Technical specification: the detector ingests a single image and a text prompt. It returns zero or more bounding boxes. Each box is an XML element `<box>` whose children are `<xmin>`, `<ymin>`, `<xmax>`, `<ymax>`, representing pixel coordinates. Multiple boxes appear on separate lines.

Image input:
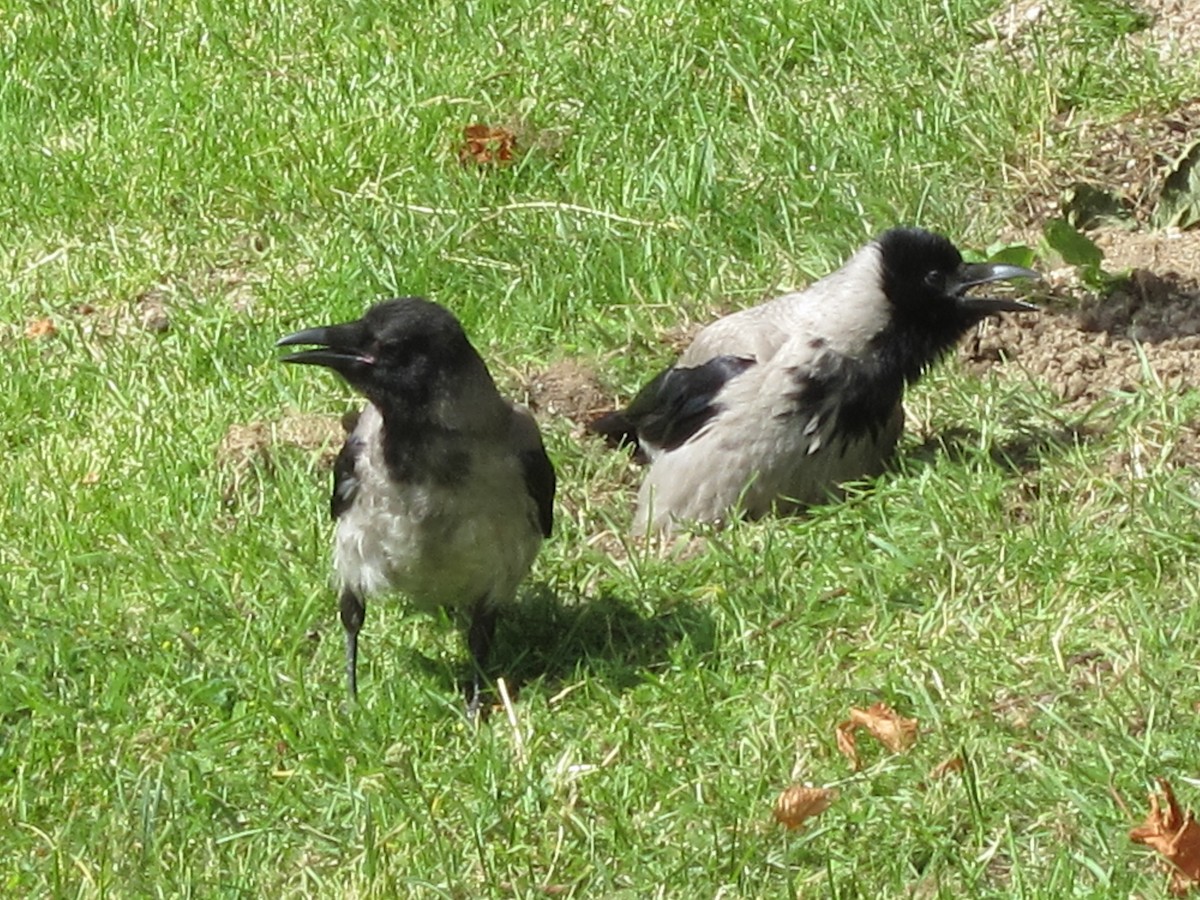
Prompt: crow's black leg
<box><xmin>465</xmin><ymin>602</ymin><xmax>497</xmax><ymax>720</ymax></box>
<box><xmin>340</xmin><ymin>588</ymin><xmax>366</xmax><ymax>700</ymax></box>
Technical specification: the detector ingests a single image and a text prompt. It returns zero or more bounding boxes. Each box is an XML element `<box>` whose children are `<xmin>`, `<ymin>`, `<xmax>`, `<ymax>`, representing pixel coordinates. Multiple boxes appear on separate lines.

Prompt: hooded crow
<box><xmin>279</xmin><ymin>298</ymin><xmax>555</xmax><ymax>715</ymax></box>
<box><xmin>590</xmin><ymin>228</ymin><xmax>1038</xmax><ymax>534</ymax></box>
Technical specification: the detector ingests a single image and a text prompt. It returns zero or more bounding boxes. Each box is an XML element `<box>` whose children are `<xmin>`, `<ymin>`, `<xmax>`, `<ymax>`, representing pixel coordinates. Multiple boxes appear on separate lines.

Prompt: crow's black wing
<box><xmin>781</xmin><ymin>346</ymin><xmax>905</xmax><ymax>445</ymax></box>
<box><xmin>613</xmin><ymin>355</ymin><xmax>756</xmax><ymax>453</ymax></box>
<box><xmin>519</xmin><ymin>444</ymin><xmax>556</xmax><ymax>538</ymax></box>
<box><xmin>331</xmin><ymin>433</ymin><xmax>364</xmax><ymax>520</ymax></box>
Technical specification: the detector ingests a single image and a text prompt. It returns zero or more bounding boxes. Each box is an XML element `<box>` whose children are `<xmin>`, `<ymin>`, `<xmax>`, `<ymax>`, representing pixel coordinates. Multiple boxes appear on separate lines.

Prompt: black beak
<box><xmin>951</xmin><ymin>262</ymin><xmax>1040</xmax><ymax>314</ymax></box>
<box><xmin>277</xmin><ymin>322</ymin><xmax>375</xmax><ymax>371</ymax></box>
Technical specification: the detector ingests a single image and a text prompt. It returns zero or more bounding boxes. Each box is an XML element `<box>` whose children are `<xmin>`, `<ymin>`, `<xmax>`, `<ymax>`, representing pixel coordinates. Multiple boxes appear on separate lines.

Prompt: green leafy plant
<box><xmin>1043</xmin><ymin>217</ymin><xmax>1108</xmax><ymax>286</ymax></box>
<box><xmin>1154</xmin><ymin>140</ymin><xmax>1200</xmax><ymax>231</ymax></box>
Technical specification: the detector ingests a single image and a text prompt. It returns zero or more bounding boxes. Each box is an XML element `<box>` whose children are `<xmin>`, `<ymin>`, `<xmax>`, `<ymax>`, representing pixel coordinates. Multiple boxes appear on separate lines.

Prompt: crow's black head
<box><xmin>874</xmin><ymin>227</ymin><xmax>1038</xmax><ymax>366</ymax></box>
<box><xmin>877</xmin><ymin>228</ymin><xmax>1038</xmax><ymax>331</ymax></box>
<box><xmin>278</xmin><ymin>297</ymin><xmax>481</xmax><ymax>409</ymax></box>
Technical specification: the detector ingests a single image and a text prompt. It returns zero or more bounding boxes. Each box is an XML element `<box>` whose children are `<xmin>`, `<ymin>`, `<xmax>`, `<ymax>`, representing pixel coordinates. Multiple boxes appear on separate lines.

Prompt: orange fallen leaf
<box><xmin>835</xmin><ymin>702</ymin><xmax>918</xmax><ymax>770</ymax></box>
<box><xmin>773</xmin><ymin>784</ymin><xmax>837</xmax><ymax>830</ymax></box>
<box><xmin>854</xmin><ymin>702</ymin><xmax>919</xmax><ymax>752</ymax></box>
<box><xmin>929</xmin><ymin>754</ymin><xmax>965</xmax><ymax>780</ymax></box>
<box><xmin>834</xmin><ymin>719</ymin><xmax>861</xmax><ymax>770</ymax></box>
<box><xmin>458</xmin><ymin>123</ymin><xmax>517</xmax><ymax>166</ymax></box>
<box><xmin>1130</xmin><ymin>778</ymin><xmax>1200</xmax><ymax>896</ymax></box>
<box><xmin>24</xmin><ymin>317</ymin><xmax>57</xmax><ymax>339</ymax></box>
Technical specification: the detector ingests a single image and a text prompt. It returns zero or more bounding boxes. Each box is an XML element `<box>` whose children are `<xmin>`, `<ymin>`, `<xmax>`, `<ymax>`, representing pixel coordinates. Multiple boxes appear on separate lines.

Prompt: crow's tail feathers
<box><xmin>586</xmin><ymin>409</ymin><xmax>646</xmax><ymax>461</ymax></box>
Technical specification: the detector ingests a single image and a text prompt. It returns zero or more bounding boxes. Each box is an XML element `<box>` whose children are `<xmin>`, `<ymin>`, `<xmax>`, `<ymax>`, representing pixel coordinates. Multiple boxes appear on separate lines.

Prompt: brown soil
<box><xmin>956</xmin><ymin>228</ymin><xmax>1200</xmax><ymax>470</ymax></box>
<box><xmin>522</xmin><ymin>358</ymin><xmax>613</xmax><ymax>426</ymax></box>
<box><xmin>1008</xmin><ymin>98</ymin><xmax>1200</xmax><ymax>230</ymax></box>
<box><xmin>217</xmin><ymin>411</ymin><xmax>348</xmax><ymax>471</ymax></box>
<box><xmin>985</xmin><ymin>0</ymin><xmax>1200</xmax><ymax>76</ymax></box>
<box><xmin>216</xmin><ymin>410</ymin><xmax>355</xmax><ymax>509</ymax></box>
<box><xmin>959</xmin><ymin>228</ymin><xmax>1200</xmax><ymax>406</ymax></box>
<box><xmin>1137</xmin><ymin>0</ymin><xmax>1200</xmax><ymax>70</ymax></box>
<box><xmin>976</xmin><ymin>0</ymin><xmax>1200</xmax><ymax>455</ymax></box>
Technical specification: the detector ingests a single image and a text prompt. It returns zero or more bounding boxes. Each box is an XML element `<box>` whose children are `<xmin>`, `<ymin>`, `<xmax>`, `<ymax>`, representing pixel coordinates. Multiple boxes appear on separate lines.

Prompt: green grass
<box><xmin>3</xmin><ymin>0</ymin><xmax>1199</xmax><ymax>895</ymax></box>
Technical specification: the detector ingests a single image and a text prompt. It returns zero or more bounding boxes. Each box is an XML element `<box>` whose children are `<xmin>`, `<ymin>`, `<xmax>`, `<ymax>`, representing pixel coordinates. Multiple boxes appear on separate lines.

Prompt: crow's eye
<box><xmin>923</xmin><ymin>270</ymin><xmax>946</xmax><ymax>292</ymax></box>
<box><xmin>372</xmin><ymin>340</ymin><xmax>402</xmax><ymax>365</ymax></box>
<box><xmin>378</xmin><ymin>334</ymin><xmax>430</xmax><ymax>365</ymax></box>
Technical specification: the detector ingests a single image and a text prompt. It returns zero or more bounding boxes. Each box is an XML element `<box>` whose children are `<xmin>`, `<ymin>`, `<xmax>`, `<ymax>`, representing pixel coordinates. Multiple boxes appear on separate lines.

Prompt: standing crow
<box><xmin>279</xmin><ymin>298</ymin><xmax>555</xmax><ymax>715</ymax></box>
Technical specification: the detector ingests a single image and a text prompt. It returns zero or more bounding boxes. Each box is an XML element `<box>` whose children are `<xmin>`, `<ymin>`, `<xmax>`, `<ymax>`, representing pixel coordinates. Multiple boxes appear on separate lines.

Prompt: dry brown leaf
<box><xmin>773</xmin><ymin>784</ymin><xmax>838</xmax><ymax>830</ymax></box>
<box><xmin>1130</xmin><ymin>778</ymin><xmax>1200</xmax><ymax>896</ymax></box>
<box><xmin>24</xmin><ymin>317</ymin><xmax>57</xmax><ymax>339</ymax></box>
<box><xmin>929</xmin><ymin>755</ymin><xmax>965</xmax><ymax>780</ymax></box>
<box><xmin>853</xmin><ymin>702</ymin><xmax>919</xmax><ymax>752</ymax></box>
<box><xmin>834</xmin><ymin>720</ymin><xmax>861</xmax><ymax>770</ymax></box>
<box><xmin>835</xmin><ymin>702</ymin><xmax>918</xmax><ymax>769</ymax></box>
<box><xmin>458</xmin><ymin>123</ymin><xmax>517</xmax><ymax>166</ymax></box>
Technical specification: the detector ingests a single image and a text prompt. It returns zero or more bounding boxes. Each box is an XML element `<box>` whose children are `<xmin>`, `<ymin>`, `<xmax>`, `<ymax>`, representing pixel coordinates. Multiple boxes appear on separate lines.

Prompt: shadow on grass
<box><xmin>498</xmin><ymin>586</ymin><xmax>714</xmax><ymax>692</ymax></box>
<box><xmin>405</xmin><ymin>587</ymin><xmax>716</xmax><ymax>703</ymax></box>
<box><xmin>905</xmin><ymin>419</ymin><xmax>1107</xmax><ymax>474</ymax></box>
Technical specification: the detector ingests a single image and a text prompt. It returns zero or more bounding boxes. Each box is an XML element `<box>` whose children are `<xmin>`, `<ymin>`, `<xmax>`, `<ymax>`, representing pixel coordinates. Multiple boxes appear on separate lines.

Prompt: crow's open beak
<box><xmin>952</xmin><ymin>262</ymin><xmax>1040</xmax><ymax>314</ymax></box>
<box><xmin>277</xmin><ymin>322</ymin><xmax>375</xmax><ymax>371</ymax></box>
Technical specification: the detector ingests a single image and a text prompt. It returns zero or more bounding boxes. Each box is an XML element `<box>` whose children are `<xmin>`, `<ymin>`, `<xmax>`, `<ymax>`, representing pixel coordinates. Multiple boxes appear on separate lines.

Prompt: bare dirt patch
<box><xmin>218</xmin><ymin>411</ymin><xmax>348</xmax><ymax>472</ymax></box>
<box><xmin>216</xmin><ymin>410</ymin><xmax>354</xmax><ymax>509</ymax></box>
<box><xmin>984</xmin><ymin>0</ymin><xmax>1200</xmax><ymax>76</ymax></box>
<box><xmin>959</xmin><ymin>264</ymin><xmax>1200</xmax><ymax>407</ymax></box>
<box><xmin>980</xmin><ymin>3</ymin><xmax>1200</xmax><ymax>442</ymax></box>
<box><xmin>1009</xmin><ymin>98</ymin><xmax>1200</xmax><ymax>231</ymax></box>
<box><xmin>29</xmin><ymin>254</ymin><xmax>267</xmax><ymax>343</ymax></box>
<box><xmin>1136</xmin><ymin>0</ymin><xmax>1200</xmax><ymax>69</ymax></box>
<box><xmin>136</xmin><ymin>285</ymin><xmax>173</xmax><ymax>333</ymax></box>
<box><xmin>522</xmin><ymin>358</ymin><xmax>613</xmax><ymax>425</ymax></box>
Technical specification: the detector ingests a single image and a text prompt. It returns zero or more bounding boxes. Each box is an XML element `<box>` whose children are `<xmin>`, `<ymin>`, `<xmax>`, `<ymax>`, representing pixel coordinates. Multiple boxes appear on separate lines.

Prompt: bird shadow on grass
<box><xmin>903</xmin><ymin>419</ymin><xmax>1106</xmax><ymax>475</ymax></box>
<box><xmin>411</xmin><ymin>587</ymin><xmax>716</xmax><ymax>704</ymax></box>
<box><xmin>501</xmin><ymin>586</ymin><xmax>715</xmax><ymax>694</ymax></box>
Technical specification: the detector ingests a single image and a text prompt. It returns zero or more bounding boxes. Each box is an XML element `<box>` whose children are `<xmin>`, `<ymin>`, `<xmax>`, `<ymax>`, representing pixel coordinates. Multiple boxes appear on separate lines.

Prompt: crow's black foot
<box><xmin>464</xmin><ymin>679</ymin><xmax>492</xmax><ymax>724</ymax></box>
<box><xmin>465</xmin><ymin>602</ymin><xmax>497</xmax><ymax>725</ymax></box>
<box><xmin>340</xmin><ymin>588</ymin><xmax>365</xmax><ymax>700</ymax></box>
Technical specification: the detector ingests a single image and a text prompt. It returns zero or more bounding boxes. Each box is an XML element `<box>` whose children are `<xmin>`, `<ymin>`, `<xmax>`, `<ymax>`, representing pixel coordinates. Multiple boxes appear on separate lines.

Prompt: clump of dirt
<box><xmin>1079</xmin><ymin>268</ymin><xmax>1200</xmax><ymax>342</ymax></box>
<box><xmin>959</xmin><ymin>257</ymin><xmax>1200</xmax><ymax>407</ymax></box>
<box><xmin>217</xmin><ymin>412</ymin><xmax>348</xmax><ymax>472</ymax></box>
<box><xmin>523</xmin><ymin>359</ymin><xmax>613</xmax><ymax>425</ymax></box>
<box><xmin>137</xmin><ymin>285</ymin><xmax>172</xmax><ymax>333</ymax></box>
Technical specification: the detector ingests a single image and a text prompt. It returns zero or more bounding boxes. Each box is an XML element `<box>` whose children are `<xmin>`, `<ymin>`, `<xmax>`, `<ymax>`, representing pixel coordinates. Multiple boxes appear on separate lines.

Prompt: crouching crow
<box><xmin>590</xmin><ymin>228</ymin><xmax>1038</xmax><ymax>534</ymax></box>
